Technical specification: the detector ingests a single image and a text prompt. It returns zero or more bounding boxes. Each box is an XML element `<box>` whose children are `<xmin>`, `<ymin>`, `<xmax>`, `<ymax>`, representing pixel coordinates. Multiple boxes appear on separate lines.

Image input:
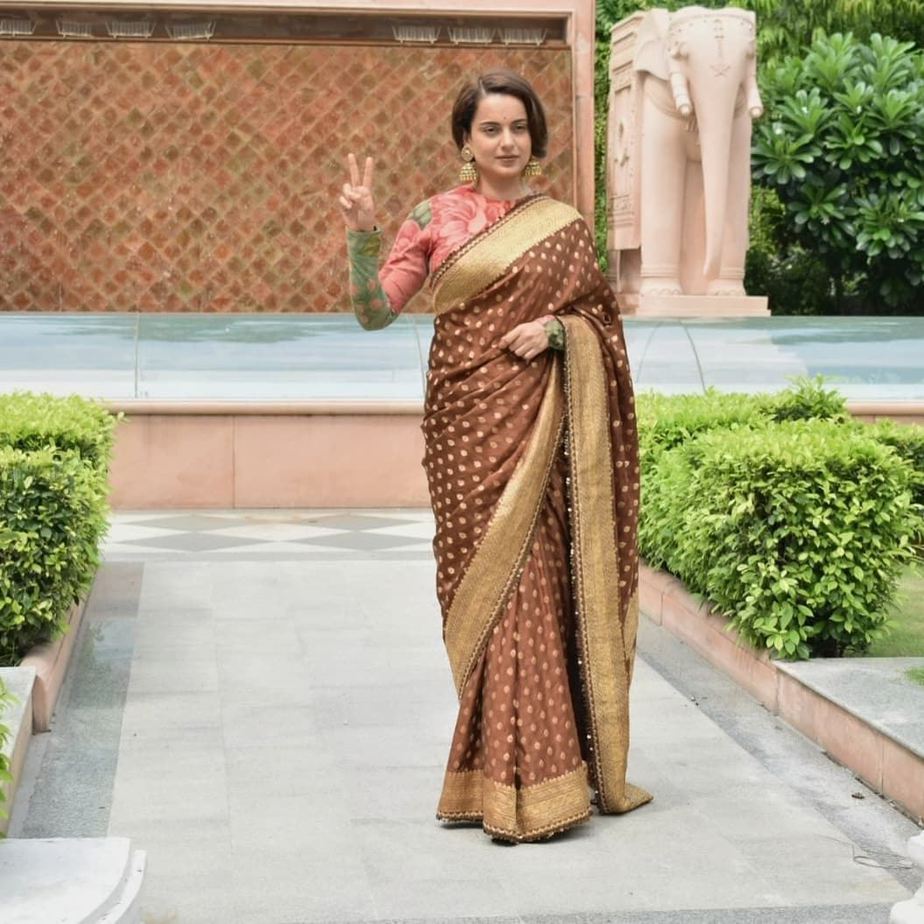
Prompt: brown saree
<box><xmin>423</xmin><ymin>193</ymin><xmax>652</xmax><ymax>843</ymax></box>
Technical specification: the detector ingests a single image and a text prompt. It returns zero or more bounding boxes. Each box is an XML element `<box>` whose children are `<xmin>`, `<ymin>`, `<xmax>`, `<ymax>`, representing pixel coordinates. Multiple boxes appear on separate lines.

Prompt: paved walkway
<box><xmin>10</xmin><ymin>510</ymin><xmax>920</xmax><ymax>923</ymax></box>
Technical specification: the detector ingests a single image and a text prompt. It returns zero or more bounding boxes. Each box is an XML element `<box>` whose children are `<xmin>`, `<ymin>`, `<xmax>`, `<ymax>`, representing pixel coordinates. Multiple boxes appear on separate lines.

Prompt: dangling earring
<box><xmin>459</xmin><ymin>145</ymin><xmax>478</xmax><ymax>183</ymax></box>
<box><xmin>523</xmin><ymin>158</ymin><xmax>543</xmax><ymax>178</ymax></box>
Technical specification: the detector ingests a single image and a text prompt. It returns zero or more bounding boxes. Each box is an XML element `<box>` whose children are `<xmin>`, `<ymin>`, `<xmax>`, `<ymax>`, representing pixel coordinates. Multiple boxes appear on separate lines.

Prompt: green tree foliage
<box><xmin>746</xmin><ymin>0</ymin><xmax>924</xmax><ymax>59</ymax></box>
<box><xmin>753</xmin><ymin>33</ymin><xmax>924</xmax><ymax>313</ymax></box>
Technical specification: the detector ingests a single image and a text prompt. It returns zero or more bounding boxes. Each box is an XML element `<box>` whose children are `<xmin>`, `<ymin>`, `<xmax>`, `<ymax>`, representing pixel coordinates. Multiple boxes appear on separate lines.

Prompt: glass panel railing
<box><xmin>0</xmin><ymin>313</ymin><xmax>922</xmax><ymax>403</ymax></box>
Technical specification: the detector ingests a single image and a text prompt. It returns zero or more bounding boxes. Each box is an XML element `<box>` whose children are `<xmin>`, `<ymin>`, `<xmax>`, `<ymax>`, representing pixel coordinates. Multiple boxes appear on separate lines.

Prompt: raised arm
<box><xmin>339</xmin><ymin>153</ymin><xmax>428</xmax><ymax>330</ymax></box>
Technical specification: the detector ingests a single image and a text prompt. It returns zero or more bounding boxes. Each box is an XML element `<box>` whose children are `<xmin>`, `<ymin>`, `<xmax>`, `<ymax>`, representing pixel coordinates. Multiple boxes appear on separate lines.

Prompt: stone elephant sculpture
<box><xmin>608</xmin><ymin>6</ymin><xmax>764</xmax><ymax>304</ymax></box>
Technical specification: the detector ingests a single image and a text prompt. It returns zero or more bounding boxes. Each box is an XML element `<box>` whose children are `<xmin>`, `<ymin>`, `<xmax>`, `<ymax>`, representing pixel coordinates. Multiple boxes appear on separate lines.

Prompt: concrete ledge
<box><xmin>1</xmin><ymin>837</ymin><xmax>145</xmax><ymax>923</ymax></box>
<box><xmin>19</xmin><ymin>597</ymin><xmax>88</xmax><ymax>732</ymax></box>
<box><xmin>619</xmin><ymin>293</ymin><xmax>770</xmax><ymax>317</ymax></box>
<box><xmin>639</xmin><ymin>561</ymin><xmax>924</xmax><ymax>823</ymax></box>
<box><xmin>846</xmin><ymin>401</ymin><xmax>924</xmax><ymax>426</ymax></box>
<box><xmin>108</xmin><ymin>409</ymin><xmax>429</xmax><ymax>509</ymax></box>
<box><xmin>0</xmin><ymin>667</ymin><xmax>35</xmax><ymax>836</ymax></box>
<box><xmin>102</xmin><ymin>400</ymin><xmax>922</xmax><ymax>510</ymax></box>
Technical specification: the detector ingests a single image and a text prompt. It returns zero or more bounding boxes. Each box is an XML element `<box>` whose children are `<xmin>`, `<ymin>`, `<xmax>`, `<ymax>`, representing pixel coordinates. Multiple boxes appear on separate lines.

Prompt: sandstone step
<box><xmin>1</xmin><ymin>837</ymin><xmax>145</xmax><ymax>923</ymax></box>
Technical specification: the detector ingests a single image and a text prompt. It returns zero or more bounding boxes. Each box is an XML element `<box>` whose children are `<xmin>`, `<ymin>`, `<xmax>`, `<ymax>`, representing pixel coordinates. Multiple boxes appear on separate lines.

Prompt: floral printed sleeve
<box><xmin>347</xmin><ymin>199</ymin><xmax>432</xmax><ymax>330</ymax></box>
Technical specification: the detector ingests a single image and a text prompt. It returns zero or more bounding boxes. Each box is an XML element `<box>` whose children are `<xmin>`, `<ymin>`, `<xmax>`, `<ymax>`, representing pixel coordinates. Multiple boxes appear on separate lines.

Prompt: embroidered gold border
<box><xmin>561</xmin><ymin>315</ymin><xmax>652</xmax><ymax>815</ymax></box>
<box><xmin>432</xmin><ymin>198</ymin><xmax>582</xmax><ymax>315</ymax></box>
<box><xmin>437</xmin><ymin>764</ymin><xmax>592</xmax><ymax>842</ymax></box>
<box><xmin>443</xmin><ymin>359</ymin><xmax>564</xmax><ymax>698</ymax></box>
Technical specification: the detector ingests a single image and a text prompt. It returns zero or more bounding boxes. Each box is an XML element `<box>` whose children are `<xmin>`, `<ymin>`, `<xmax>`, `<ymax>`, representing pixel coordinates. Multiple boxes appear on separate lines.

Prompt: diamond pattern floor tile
<box><xmin>102</xmin><ymin>509</ymin><xmax>434</xmax><ymax>560</ymax></box>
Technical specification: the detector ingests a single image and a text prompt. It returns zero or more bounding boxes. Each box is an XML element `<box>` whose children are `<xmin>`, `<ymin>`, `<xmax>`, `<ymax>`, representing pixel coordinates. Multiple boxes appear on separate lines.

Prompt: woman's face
<box><xmin>464</xmin><ymin>93</ymin><xmax>532</xmax><ymax>185</ymax></box>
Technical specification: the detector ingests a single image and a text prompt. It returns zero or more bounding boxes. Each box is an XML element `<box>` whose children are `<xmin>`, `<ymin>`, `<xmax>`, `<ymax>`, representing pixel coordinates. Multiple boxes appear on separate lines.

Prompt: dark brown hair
<box><xmin>450</xmin><ymin>70</ymin><xmax>548</xmax><ymax>159</ymax></box>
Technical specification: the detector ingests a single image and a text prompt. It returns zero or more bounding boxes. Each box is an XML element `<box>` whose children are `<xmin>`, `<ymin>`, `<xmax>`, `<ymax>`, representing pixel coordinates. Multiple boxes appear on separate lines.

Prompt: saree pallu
<box><xmin>423</xmin><ymin>194</ymin><xmax>652</xmax><ymax>843</ymax></box>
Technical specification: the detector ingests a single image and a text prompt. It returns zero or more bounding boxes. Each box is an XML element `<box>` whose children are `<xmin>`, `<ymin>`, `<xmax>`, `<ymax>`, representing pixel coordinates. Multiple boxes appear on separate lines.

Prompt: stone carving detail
<box><xmin>606</xmin><ymin>6</ymin><xmax>768</xmax><ymax>316</ymax></box>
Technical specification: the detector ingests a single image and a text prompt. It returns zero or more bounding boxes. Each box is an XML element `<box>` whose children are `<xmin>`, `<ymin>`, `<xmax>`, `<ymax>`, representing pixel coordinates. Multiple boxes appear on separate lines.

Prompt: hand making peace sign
<box><xmin>338</xmin><ymin>153</ymin><xmax>376</xmax><ymax>232</ymax></box>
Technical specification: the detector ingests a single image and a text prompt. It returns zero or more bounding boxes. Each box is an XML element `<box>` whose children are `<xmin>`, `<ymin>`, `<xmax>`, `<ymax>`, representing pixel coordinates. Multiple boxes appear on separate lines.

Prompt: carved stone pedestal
<box><xmin>618</xmin><ymin>293</ymin><xmax>769</xmax><ymax>317</ymax></box>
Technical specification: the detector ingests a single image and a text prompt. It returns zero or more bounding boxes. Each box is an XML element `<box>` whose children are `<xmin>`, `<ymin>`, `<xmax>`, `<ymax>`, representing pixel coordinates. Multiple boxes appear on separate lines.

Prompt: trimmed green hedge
<box><xmin>0</xmin><ymin>677</ymin><xmax>13</xmax><ymax>825</ymax></box>
<box><xmin>865</xmin><ymin>419</ymin><xmax>924</xmax><ymax>544</ymax></box>
<box><xmin>0</xmin><ymin>394</ymin><xmax>115</xmax><ymax>666</ymax></box>
<box><xmin>638</xmin><ymin>382</ymin><xmax>923</xmax><ymax>659</ymax></box>
<box><xmin>635</xmin><ymin>376</ymin><xmax>847</xmax><ymax>480</ymax></box>
<box><xmin>0</xmin><ymin>392</ymin><xmax>116</xmax><ymax>472</ymax></box>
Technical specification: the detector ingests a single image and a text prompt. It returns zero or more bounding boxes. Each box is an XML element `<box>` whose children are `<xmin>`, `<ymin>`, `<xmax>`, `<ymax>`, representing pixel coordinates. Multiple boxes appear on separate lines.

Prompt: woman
<box><xmin>339</xmin><ymin>70</ymin><xmax>651</xmax><ymax>843</ymax></box>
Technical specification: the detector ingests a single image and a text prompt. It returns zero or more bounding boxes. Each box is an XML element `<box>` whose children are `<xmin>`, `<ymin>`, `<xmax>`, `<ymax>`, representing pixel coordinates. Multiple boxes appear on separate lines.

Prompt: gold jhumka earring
<box><xmin>459</xmin><ymin>145</ymin><xmax>478</xmax><ymax>182</ymax></box>
<box><xmin>523</xmin><ymin>158</ymin><xmax>543</xmax><ymax>178</ymax></box>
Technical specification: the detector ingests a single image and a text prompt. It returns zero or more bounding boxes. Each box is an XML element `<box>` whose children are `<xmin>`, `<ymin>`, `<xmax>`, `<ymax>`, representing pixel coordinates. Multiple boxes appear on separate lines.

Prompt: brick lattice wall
<box><xmin>0</xmin><ymin>41</ymin><xmax>574</xmax><ymax>312</ymax></box>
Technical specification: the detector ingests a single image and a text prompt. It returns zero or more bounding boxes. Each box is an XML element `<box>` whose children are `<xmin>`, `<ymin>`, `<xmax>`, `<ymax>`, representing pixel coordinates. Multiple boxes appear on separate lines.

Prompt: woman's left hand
<box><xmin>498</xmin><ymin>320</ymin><xmax>550</xmax><ymax>361</ymax></box>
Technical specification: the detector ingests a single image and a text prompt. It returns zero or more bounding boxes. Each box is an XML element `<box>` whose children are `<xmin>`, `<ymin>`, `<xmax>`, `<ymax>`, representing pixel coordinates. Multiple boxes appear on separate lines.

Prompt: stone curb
<box><xmin>639</xmin><ymin>562</ymin><xmax>924</xmax><ymax>824</ymax></box>
<box><xmin>0</xmin><ymin>666</ymin><xmax>35</xmax><ymax>837</ymax></box>
<box><xmin>19</xmin><ymin>597</ymin><xmax>88</xmax><ymax>733</ymax></box>
<box><xmin>0</xmin><ymin>595</ymin><xmax>89</xmax><ymax>831</ymax></box>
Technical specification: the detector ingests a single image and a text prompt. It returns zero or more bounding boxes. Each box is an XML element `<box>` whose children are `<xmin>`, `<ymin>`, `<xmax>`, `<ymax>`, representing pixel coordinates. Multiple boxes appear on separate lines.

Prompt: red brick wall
<box><xmin>0</xmin><ymin>41</ymin><xmax>574</xmax><ymax>312</ymax></box>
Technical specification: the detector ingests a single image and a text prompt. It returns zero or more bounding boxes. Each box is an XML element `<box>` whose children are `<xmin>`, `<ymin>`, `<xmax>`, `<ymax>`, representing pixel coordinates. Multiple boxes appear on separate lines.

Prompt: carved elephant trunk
<box><xmin>690</xmin><ymin>67</ymin><xmax>739</xmax><ymax>279</ymax></box>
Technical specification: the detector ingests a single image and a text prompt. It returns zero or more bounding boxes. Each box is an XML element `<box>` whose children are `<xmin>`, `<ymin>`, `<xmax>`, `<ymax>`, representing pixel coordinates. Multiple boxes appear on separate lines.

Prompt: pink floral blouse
<box><xmin>347</xmin><ymin>184</ymin><xmax>522</xmax><ymax>326</ymax></box>
<box><xmin>346</xmin><ymin>183</ymin><xmax>564</xmax><ymax>349</ymax></box>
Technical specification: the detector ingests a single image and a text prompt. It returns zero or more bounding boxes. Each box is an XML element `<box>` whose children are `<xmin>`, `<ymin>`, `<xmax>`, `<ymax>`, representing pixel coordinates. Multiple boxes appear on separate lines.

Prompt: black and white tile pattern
<box><xmin>102</xmin><ymin>509</ymin><xmax>435</xmax><ymax>560</ymax></box>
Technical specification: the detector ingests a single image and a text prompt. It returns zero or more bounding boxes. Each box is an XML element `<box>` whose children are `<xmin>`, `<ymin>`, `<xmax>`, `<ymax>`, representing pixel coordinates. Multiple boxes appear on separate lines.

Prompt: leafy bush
<box><xmin>0</xmin><ymin>393</ymin><xmax>117</xmax><ymax>473</ymax></box>
<box><xmin>0</xmin><ymin>677</ymin><xmax>14</xmax><ymax>824</ymax></box>
<box><xmin>863</xmin><ymin>419</ymin><xmax>924</xmax><ymax>545</ymax></box>
<box><xmin>752</xmin><ymin>33</ymin><xmax>924</xmax><ymax>314</ymax></box>
<box><xmin>635</xmin><ymin>376</ymin><xmax>846</xmax><ymax>479</ymax></box>
<box><xmin>635</xmin><ymin>389</ymin><xmax>771</xmax><ymax>480</ymax></box>
<box><xmin>0</xmin><ymin>393</ymin><xmax>115</xmax><ymax>666</ymax></box>
<box><xmin>0</xmin><ymin>446</ymin><xmax>109</xmax><ymax>665</ymax></box>
<box><xmin>744</xmin><ymin>187</ymin><xmax>834</xmax><ymax>314</ymax></box>
<box><xmin>766</xmin><ymin>375</ymin><xmax>849</xmax><ymax>422</ymax></box>
<box><xmin>641</xmin><ymin>420</ymin><xmax>916</xmax><ymax>658</ymax></box>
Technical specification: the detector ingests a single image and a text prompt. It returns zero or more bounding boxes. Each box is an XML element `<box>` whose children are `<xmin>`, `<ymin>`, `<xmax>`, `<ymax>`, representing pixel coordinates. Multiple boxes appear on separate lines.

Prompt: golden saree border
<box><xmin>443</xmin><ymin>359</ymin><xmax>564</xmax><ymax>698</ymax></box>
<box><xmin>431</xmin><ymin>197</ymin><xmax>582</xmax><ymax>315</ymax></box>
<box><xmin>561</xmin><ymin>315</ymin><xmax>652</xmax><ymax>816</ymax></box>
<box><xmin>437</xmin><ymin>764</ymin><xmax>592</xmax><ymax>843</ymax></box>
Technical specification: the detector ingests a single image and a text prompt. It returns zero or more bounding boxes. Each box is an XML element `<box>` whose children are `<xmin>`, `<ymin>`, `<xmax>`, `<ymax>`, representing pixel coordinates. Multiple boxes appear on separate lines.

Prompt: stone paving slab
<box><xmin>9</xmin><ymin>511</ymin><xmax>920</xmax><ymax>923</ymax></box>
<box><xmin>777</xmin><ymin>657</ymin><xmax>924</xmax><ymax>758</ymax></box>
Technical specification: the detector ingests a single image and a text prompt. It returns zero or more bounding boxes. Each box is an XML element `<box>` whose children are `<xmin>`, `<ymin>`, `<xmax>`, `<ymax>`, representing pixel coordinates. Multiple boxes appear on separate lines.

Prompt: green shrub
<box><xmin>745</xmin><ymin>187</ymin><xmax>834</xmax><ymax>314</ymax></box>
<box><xmin>0</xmin><ymin>393</ymin><xmax>117</xmax><ymax>473</ymax></box>
<box><xmin>642</xmin><ymin>420</ymin><xmax>916</xmax><ymax>658</ymax></box>
<box><xmin>863</xmin><ymin>419</ymin><xmax>924</xmax><ymax>545</ymax></box>
<box><xmin>0</xmin><ymin>445</ymin><xmax>109</xmax><ymax>666</ymax></box>
<box><xmin>752</xmin><ymin>33</ymin><xmax>924</xmax><ymax>314</ymax></box>
<box><xmin>766</xmin><ymin>375</ymin><xmax>849</xmax><ymax>422</ymax></box>
<box><xmin>635</xmin><ymin>389</ymin><xmax>771</xmax><ymax>481</ymax></box>
<box><xmin>0</xmin><ymin>677</ymin><xmax>13</xmax><ymax>825</ymax></box>
<box><xmin>635</xmin><ymin>377</ymin><xmax>846</xmax><ymax>479</ymax></box>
